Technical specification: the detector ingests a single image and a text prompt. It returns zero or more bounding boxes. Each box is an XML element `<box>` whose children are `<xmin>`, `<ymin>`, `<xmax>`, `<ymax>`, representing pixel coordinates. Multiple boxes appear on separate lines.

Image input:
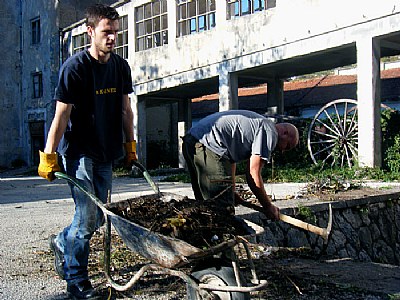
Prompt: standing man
<box><xmin>38</xmin><ymin>4</ymin><xmax>136</xmax><ymax>299</ymax></box>
<box><xmin>182</xmin><ymin>110</ymin><xmax>299</xmax><ymax>220</ymax></box>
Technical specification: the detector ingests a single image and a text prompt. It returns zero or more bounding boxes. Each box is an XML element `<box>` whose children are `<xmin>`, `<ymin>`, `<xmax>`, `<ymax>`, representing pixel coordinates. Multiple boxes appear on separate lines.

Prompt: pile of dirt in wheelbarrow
<box><xmin>107</xmin><ymin>194</ymin><xmax>250</xmax><ymax>249</ymax></box>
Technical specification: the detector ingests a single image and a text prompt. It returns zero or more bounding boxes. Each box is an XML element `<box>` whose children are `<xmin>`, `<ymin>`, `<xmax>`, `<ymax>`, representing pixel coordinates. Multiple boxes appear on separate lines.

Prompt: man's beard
<box><xmin>96</xmin><ymin>41</ymin><xmax>114</xmax><ymax>55</ymax></box>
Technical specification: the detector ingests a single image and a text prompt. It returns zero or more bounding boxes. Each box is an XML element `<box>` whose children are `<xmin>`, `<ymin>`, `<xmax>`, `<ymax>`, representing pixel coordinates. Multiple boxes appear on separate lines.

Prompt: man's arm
<box><xmin>245</xmin><ymin>154</ymin><xmax>280</xmax><ymax>220</ymax></box>
<box><xmin>38</xmin><ymin>101</ymin><xmax>71</xmax><ymax>181</ymax></box>
<box><xmin>122</xmin><ymin>94</ymin><xmax>137</xmax><ymax>165</ymax></box>
<box><xmin>44</xmin><ymin>101</ymin><xmax>72</xmax><ymax>153</ymax></box>
<box><xmin>122</xmin><ymin>94</ymin><xmax>134</xmax><ymax>142</ymax></box>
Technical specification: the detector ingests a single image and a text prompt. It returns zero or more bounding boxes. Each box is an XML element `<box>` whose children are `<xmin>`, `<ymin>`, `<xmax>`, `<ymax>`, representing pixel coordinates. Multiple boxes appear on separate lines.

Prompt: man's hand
<box><xmin>261</xmin><ymin>202</ymin><xmax>280</xmax><ymax>221</ymax></box>
<box><xmin>124</xmin><ymin>141</ymin><xmax>137</xmax><ymax>167</ymax></box>
<box><xmin>38</xmin><ymin>151</ymin><xmax>61</xmax><ymax>181</ymax></box>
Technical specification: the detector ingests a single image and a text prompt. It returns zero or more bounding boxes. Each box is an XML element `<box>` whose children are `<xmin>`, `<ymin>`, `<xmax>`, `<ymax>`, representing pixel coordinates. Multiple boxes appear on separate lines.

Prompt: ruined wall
<box><xmin>21</xmin><ymin>0</ymin><xmax>61</xmax><ymax>166</ymax></box>
<box><xmin>0</xmin><ymin>0</ymin><xmax>122</xmax><ymax>168</ymax></box>
<box><xmin>254</xmin><ymin>195</ymin><xmax>400</xmax><ymax>265</ymax></box>
<box><xmin>0</xmin><ymin>1</ymin><xmax>23</xmax><ymax>168</ymax></box>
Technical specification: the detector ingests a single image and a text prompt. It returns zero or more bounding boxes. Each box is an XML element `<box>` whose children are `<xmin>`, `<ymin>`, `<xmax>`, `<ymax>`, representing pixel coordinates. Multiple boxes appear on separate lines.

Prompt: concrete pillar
<box><xmin>356</xmin><ymin>37</ymin><xmax>381</xmax><ymax>168</ymax></box>
<box><xmin>132</xmin><ymin>94</ymin><xmax>147</xmax><ymax>167</ymax></box>
<box><xmin>167</xmin><ymin>0</ymin><xmax>176</xmax><ymax>42</ymax></box>
<box><xmin>219</xmin><ymin>71</ymin><xmax>238</xmax><ymax>111</ymax></box>
<box><xmin>266</xmin><ymin>78</ymin><xmax>284</xmax><ymax>115</ymax></box>
<box><xmin>170</xmin><ymin>101</ymin><xmax>179</xmax><ymax>167</ymax></box>
<box><xmin>215</xmin><ymin>0</ymin><xmax>228</xmax><ymax>30</ymax></box>
<box><xmin>178</xmin><ymin>99</ymin><xmax>192</xmax><ymax>168</ymax></box>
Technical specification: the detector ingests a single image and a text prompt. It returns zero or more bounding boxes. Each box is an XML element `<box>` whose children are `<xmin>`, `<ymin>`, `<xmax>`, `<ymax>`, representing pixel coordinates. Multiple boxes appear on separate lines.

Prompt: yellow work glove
<box><xmin>124</xmin><ymin>141</ymin><xmax>137</xmax><ymax>167</ymax></box>
<box><xmin>38</xmin><ymin>151</ymin><xmax>61</xmax><ymax>181</ymax></box>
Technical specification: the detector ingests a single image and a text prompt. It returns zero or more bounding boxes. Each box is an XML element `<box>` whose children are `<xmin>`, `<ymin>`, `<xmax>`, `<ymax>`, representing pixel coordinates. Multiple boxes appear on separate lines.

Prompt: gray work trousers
<box><xmin>182</xmin><ymin>134</ymin><xmax>234</xmax><ymax>211</ymax></box>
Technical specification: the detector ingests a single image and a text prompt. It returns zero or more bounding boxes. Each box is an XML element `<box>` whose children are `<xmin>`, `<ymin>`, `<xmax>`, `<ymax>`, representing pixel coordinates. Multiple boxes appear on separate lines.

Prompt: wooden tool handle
<box><xmin>238</xmin><ymin>199</ymin><xmax>328</xmax><ymax>238</ymax></box>
<box><xmin>279</xmin><ymin>213</ymin><xmax>325</xmax><ymax>236</ymax></box>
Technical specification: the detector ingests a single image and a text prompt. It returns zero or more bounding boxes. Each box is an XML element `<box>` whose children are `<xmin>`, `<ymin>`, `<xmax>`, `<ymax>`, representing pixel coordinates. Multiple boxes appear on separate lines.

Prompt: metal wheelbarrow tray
<box><xmin>55</xmin><ymin>172</ymin><xmax>268</xmax><ymax>299</ymax></box>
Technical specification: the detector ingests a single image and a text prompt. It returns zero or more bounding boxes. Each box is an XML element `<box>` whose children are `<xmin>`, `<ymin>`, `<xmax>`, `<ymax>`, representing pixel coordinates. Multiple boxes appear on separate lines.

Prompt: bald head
<box><xmin>275</xmin><ymin>123</ymin><xmax>299</xmax><ymax>152</ymax></box>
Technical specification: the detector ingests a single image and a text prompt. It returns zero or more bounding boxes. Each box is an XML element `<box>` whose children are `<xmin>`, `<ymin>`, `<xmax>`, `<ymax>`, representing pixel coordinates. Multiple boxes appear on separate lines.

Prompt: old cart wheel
<box><xmin>307</xmin><ymin>99</ymin><xmax>358</xmax><ymax>168</ymax></box>
<box><xmin>188</xmin><ymin>265</ymin><xmax>250</xmax><ymax>300</ymax></box>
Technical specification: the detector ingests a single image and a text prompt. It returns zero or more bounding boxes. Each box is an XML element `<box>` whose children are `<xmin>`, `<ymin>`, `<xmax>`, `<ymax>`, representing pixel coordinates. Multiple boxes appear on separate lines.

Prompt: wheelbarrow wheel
<box><xmin>188</xmin><ymin>265</ymin><xmax>250</xmax><ymax>300</ymax></box>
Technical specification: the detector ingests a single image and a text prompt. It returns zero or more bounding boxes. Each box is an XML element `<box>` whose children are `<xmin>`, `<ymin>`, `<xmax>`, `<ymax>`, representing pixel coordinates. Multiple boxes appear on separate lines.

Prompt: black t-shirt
<box><xmin>55</xmin><ymin>50</ymin><xmax>133</xmax><ymax>162</ymax></box>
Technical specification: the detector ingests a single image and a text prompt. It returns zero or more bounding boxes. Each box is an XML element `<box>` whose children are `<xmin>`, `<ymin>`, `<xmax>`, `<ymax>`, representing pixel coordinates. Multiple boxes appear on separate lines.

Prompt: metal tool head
<box><xmin>131</xmin><ymin>160</ymin><xmax>161</xmax><ymax>197</ymax></box>
<box><xmin>322</xmin><ymin>203</ymin><xmax>333</xmax><ymax>242</ymax></box>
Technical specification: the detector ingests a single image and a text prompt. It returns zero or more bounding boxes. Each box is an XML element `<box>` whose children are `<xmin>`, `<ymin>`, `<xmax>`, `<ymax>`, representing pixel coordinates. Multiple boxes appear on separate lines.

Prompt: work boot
<box><xmin>67</xmin><ymin>280</ymin><xmax>100</xmax><ymax>299</ymax></box>
<box><xmin>49</xmin><ymin>234</ymin><xmax>65</xmax><ymax>279</ymax></box>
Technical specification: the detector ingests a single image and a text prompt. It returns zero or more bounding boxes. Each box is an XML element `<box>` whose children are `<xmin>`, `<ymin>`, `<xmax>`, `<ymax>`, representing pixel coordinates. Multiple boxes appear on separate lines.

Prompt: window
<box><xmin>177</xmin><ymin>0</ymin><xmax>216</xmax><ymax>37</ymax></box>
<box><xmin>115</xmin><ymin>15</ymin><xmax>129</xmax><ymax>58</ymax></box>
<box><xmin>135</xmin><ymin>0</ymin><xmax>168</xmax><ymax>52</ymax></box>
<box><xmin>72</xmin><ymin>33</ymin><xmax>90</xmax><ymax>54</ymax></box>
<box><xmin>72</xmin><ymin>15</ymin><xmax>129</xmax><ymax>58</ymax></box>
<box><xmin>227</xmin><ymin>0</ymin><xmax>276</xmax><ymax>19</ymax></box>
<box><xmin>31</xmin><ymin>17</ymin><xmax>40</xmax><ymax>44</ymax></box>
<box><xmin>32</xmin><ymin>72</ymin><xmax>43</xmax><ymax>98</ymax></box>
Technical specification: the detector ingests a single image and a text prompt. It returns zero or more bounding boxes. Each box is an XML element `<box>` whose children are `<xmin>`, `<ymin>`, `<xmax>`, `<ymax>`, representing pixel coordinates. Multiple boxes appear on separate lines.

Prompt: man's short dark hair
<box><xmin>86</xmin><ymin>4</ymin><xmax>119</xmax><ymax>28</ymax></box>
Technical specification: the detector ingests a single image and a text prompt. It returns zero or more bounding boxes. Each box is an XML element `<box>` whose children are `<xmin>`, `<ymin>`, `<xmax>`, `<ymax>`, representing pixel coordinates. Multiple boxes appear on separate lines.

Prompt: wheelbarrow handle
<box><xmin>54</xmin><ymin>172</ymin><xmax>107</xmax><ymax>213</ymax></box>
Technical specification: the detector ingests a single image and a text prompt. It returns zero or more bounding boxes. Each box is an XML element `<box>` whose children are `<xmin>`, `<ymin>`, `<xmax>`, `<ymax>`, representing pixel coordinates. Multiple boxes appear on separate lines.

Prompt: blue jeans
<box><xmin>55</xmin><ymin>156</ymin><xmax>112</xmax><ymax>284</ymax></box>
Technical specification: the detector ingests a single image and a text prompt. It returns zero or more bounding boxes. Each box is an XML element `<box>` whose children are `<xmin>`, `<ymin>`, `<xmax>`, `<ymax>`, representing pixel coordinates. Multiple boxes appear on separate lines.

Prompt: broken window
<box><xmin>31</xmin><ymin>17</ymin><xmax>40</xmax><ymax>45</ymax></box>
<box><xmin>115</xmin><ymin>15</ymin><xmax>129</xmax><ymax>58</ymax></box>
<box><xmin>136</xmin><ymin>0</ymin><xmax>168</xmax><ymax>52</ymax></box>
<box><xmin>72</xmin><ymin>32</ymin><xmax>90</xmax><ymax>55</ymax></box>
<box><xmin>32</xmin><ymin>72</ymin><xmax>43</xmax><ymax>98</ymax></box>
<box><xmin>177</xmin><ymin>0</ymin><xmax>216</xmax><ymax>37</ymax></box>
<box><xmin>227</xmin><ymin>0</ymin><xmax>275</xmax><ymax>19</ymax></box>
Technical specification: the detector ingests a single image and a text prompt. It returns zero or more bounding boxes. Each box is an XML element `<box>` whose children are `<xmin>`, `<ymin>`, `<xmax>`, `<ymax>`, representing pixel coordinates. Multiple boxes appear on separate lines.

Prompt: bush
<box><xmin>384</xmin><ymin>135</ymin><xmax>400</xmax><ymax>173</ymax></box>
<box><xmin>381</xmin><ymin>108</ymin><xmax>400</xmax><ymax>171</ymax></box>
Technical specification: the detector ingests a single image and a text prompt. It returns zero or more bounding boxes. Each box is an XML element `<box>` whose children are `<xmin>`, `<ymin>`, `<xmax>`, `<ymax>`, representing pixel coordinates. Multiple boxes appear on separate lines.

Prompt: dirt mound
<box><xmin>106</xmin><ymin>194</ymin><xmax>249</xmax><ymax>249</ymax></box>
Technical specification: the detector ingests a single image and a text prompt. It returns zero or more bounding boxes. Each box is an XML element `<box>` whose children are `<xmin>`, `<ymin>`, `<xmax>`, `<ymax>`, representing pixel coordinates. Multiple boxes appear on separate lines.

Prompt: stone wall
<box><xmin>246</xmin><ymin>193</ymin><xmax>400</xmax><ymax>265</ymax></box>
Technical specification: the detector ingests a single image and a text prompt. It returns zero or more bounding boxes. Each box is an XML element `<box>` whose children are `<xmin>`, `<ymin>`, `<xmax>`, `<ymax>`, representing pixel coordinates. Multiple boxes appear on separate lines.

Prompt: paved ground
<box><xmin>0</xmin><ymin>168</ymin><xmax>399</xmax><ymax>299</ymax></box>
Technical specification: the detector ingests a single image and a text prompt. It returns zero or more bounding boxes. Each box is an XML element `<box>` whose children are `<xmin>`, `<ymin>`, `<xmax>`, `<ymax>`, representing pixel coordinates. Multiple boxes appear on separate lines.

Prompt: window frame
<box><xmin>115</xmin><ymin>15</ymin><xmax>129</xmax><ymax>58</ymax></box>
<box><xmin>177</xmin><ymin>0</ymin><xmax>216</xmax><ymax>37</ymax></box>
<box><xmin>32</xmin><ymin>72</ymin><xmax>43</xmax><ymax>99</ymax></box>
<box><xmin>31</xmin><ymin>17</ymin><xmax>41</xmax><ymax>45</ymax></box>
<box><xmin>135</xmin><ymin>0</ymin><xmax>168</xmax><ymax>52</ymax></box>
<box><xmin>72</xmin><ymin>32</ymin><xmax>90</xmax><ymax>55</ymax></box>
<box><xmin>71</xmin><ymin>15</ymin><xmax>129</xmax><ymax>58</ymax></box>
<box><xmin>227</xmin><ymin>0</ymin><xmax>275</xmax><ymax>19</ymax></box>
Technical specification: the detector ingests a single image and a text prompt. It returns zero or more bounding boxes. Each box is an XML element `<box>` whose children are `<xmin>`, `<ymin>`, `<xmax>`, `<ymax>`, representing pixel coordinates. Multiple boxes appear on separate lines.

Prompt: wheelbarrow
<box><xmin>55</xmin><ymin>172</ymin><xmax>268</xmax><ymax>299</ymax></box>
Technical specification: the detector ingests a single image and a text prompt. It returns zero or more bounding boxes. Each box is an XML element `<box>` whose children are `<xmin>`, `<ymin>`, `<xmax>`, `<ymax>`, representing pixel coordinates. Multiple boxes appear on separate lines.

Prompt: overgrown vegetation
<box><xmin>259</xmin><ymin>108</ymin><xmax>400</xmax><ymax>183</ymax></box>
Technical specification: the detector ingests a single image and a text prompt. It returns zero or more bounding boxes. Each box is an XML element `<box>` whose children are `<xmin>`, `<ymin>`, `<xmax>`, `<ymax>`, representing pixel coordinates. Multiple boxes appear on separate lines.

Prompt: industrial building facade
<box><xmin>1</xmin><ymin>0</ymin><xmax>400</xmax><ymax>169</ymax></box>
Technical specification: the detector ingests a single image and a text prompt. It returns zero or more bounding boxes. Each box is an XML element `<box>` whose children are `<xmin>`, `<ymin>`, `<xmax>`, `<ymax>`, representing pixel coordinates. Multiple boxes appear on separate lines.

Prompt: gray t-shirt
<box><xmin>189</xmin><ymin>110</ymin><xmax>277</xmax><ymax>162</ymax></box>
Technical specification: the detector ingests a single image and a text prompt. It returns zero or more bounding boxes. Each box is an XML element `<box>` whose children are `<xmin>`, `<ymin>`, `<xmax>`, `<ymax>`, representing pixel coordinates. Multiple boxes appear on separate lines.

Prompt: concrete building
<box><xmin>2</xmin><ymin>0</ymin><xmax>400</xmax><ymax>170</ymax></box>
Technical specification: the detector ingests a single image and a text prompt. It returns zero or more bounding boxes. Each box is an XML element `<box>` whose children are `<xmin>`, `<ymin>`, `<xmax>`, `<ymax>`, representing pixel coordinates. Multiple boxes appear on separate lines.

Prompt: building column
<box><xmin>131</xmin><ymin>94</ymin><xmax>147</xmax><ymax>167</ymax></box>
<box><xmin>266</xmin><ymin>78</ymin><xmax>284</xmax><ymax>115</ymax></box>
<box><xmin>356</xmin><ymin>37</ymin><xmax>381</xmax><ymax>168</ymax></box>
<box><xmin>219</xmin><ymin>71</ymin><xmax>238</xmax><ymax>111</ymax></box>
<box><xmin>178</xmin><ymin>99</ymin><xmax>192</xmax><ymax>168</ymax></box>
<box><xmin>167</xmin><ymin>0</ymin><xmax>176</xmax><ymax>44</ymax></box>
<box><xmin>215</xmin><ymin>0</ymin><xmax>228</xmax><ymax>30</ymax></box>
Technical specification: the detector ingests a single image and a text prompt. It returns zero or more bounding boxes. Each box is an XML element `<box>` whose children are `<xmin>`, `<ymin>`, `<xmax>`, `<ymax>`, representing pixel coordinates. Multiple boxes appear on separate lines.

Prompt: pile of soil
<box><xmin>106</xmin><ymin>194</ymin><xmax>249</xmax><ymax>249</ymax></box>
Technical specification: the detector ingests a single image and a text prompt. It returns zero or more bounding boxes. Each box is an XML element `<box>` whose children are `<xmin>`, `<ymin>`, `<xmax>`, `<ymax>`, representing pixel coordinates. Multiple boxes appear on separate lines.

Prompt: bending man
<box><xmin>182</xmin><ymin>110</ymin><xmax>299</xmax><ymax>220</ymax></box>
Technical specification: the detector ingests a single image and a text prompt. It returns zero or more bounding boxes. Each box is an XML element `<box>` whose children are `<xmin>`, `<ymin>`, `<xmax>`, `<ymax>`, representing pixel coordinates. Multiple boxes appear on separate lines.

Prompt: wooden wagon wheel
<box><xmin>307</xmin><ymin>99</ymin><xmax>358</xmax><ymax>168</ymax></box>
